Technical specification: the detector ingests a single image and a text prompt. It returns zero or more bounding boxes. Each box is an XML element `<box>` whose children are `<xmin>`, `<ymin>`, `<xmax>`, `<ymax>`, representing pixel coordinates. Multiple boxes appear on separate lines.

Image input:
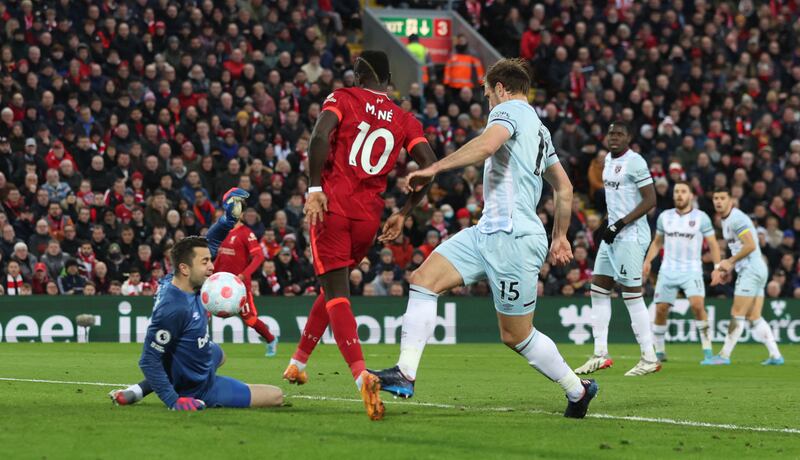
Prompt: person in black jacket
<box><xmin>274</xmin><ymin>246</ymin><xmax>302</xmax><ymax>296</ymax></box>
<box><xmin>57</xmin><ymin>258</ymin><xmax>86</xmax><ymax>294</ymax></box>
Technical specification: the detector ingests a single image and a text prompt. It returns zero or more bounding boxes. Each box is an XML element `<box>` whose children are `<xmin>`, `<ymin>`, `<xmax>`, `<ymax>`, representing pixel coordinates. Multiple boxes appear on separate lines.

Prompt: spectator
<box><xmin>417</xmin><ymin>230</ymin><xmax>441</xmax><ymax>259</ymax></box>
<box><xmin>256</xmin><ymin>259</ymin><xmax>281</xmax><ymax>296</ymax></box>
<box><xmin>4</xmin><ymin>260</ymin><xmax>25</xmax><ymax>295</ymax></box>
<box><xmin>31</xmin><ymin>262</ymin><xmax>50</xmax><ymax>294</ymax></box>
<box><xmin>93</xmin><ymin>261</ymin><xmax>111</xmax><ymax>294</ymax></box>
<box><xmin>42</xmin><ymin>168</ymin><xmax>71</xmax><ymax>202</ymax></box>
<box><xmin>11</xmin><ymin>242</ymin><xmax>36</xmax><ymax>280</ymax></box>
<box><xmin>83</xmin><ymin>282</ymin><xmax>97</xmax><ymax>296</ymax></box>
<box><xmin>443</xmin><ymin>35</ymin><xmax>485</xmax><ymax>94</ymax></box>
<box><xmin>40</xmin><ymin>239</ymin><xmax>69</xmax><ymax>280</ymax></box>
<box><xmin>389</xmin><ymin>282</ymin><xmax>404</xmax><ymax>297</ymax></box>
<box><xmin>275</xmin><ymin>246</ymin><xmax>302</xmax><ymax>296</ymax></box>
<box><xmin>121</xmin><ymin>267</ymin><xmax>144</xmax><ymax>296</ymax></box>
<box><xmin>58</xmin><ymin>259</ymin><xmax>86</xmax><ymax>295</ymax></box>
<box><xmin>108</xmin><ymin>281</ymin><xmax>123</xmax><ymax>296</ymax></box>
<box><xmin>374</xmin><ymin>248</ymin><xmax>403</xmax><ymax>281</ymax></box>
<box><xmin>349</xmin><ymin>269</ymin><xmax>364</xmax><ymax>296</ymax></box>
<box><xmin>370</xmin><ymin>268</ymin><xmax>395</xmax><ymax>296</ymax></box>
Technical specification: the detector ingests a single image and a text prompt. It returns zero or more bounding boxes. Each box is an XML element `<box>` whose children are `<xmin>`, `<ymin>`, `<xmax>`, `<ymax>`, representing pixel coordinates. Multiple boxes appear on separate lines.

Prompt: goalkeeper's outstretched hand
<box><xmin>222</xmin><ymin>187</ymin><xmax>250</xmax><ymax>222</ymax></box>
<box><xmin>171</xmin><ymin>397</ymin><xmax>206</xmax><ymax>411</ymax></box>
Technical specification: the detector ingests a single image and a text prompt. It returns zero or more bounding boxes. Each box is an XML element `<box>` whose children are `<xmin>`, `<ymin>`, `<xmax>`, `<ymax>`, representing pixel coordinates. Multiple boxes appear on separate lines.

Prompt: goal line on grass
<box><xmin>2</xmin><ymin>377</ymin><xmax>798</xmax><ymax>435</ymax></box>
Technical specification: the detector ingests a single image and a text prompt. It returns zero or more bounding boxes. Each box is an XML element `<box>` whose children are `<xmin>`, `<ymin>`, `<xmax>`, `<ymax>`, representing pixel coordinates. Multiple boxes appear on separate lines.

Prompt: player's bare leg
<box><xmin>499</xmin><ymin>312</ymin><xmax>597</xmax><ymax>418</ymax></box>
<box><xmin>620</xmin><ymin>285</ymin><xmax>660</xmax><ymax>376</ymax></box>
<box><xmin>318</xmin><ymin>267</ymin><xmax>384</xmax><ymax>420</ymax></box>
<box><xmin>247</xmin><ymin>384</ymin><xmax>284</xmax><ymax>407</ymax></box>
<box><xmin>688</xmin><ymin>296</ymin><xmax>714</xmax><ymax>361</ymax></box>
<box><xmin>652</xmin><ymin>302</ymin><xmax>671</xmax><ymax>362</ymax></box>
<box><xmin>703</xmin><ymin>295</ymin><xmax>753</xmax><ymax>365</ymax></box>
<box><xmin>284</xmin><ymin>293</ymin><xmax>327</xmax><ymax>385</ymax></box>
<box><xmin>372</xmin><ymin>253</ymin><xmax>463</xmax><ymax>398</ymax></box>
<box><xmin>746</xmin><ymin>296</ymin><xmax>783</xmax><ymax>365</ymax></box>
<box><xmin>575</xmin><ymin>275</ymin><xmax>615</xmax><ymax>374</ymax></box>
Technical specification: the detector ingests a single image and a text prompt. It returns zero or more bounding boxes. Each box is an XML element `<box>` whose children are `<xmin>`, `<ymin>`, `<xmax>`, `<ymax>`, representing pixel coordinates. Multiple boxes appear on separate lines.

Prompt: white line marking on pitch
<box><xmin>2</xmin><ymin>377</ymin><xmax>798</xmax><ymax>435</ymax></box>
<box><xmin>0</xmin><ymin>377</ymin><xmax>130</xmax><ymax>386</ymax></box>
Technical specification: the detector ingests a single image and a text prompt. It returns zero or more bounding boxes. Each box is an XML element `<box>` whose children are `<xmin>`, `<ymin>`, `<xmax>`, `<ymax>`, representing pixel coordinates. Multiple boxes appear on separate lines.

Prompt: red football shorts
<box><xmin>310</xmin><ymin>212</ymin><xmax>380</xmax><ymax>276</ymax></box>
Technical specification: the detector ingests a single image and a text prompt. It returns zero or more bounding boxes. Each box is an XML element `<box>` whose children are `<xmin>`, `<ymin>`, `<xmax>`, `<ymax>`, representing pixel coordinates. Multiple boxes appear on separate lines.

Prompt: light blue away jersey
<box><xmin>477</xmin><ymin>99</ymin><xmax>559</xmax><ymax>235</ymax></box>
<box><xmin>721</xmin><ymin>207</ymin><xmax>762</xmax><ymax>272</ymax></box>
<box><xmin>656</xmin><ymin>208</ymin><xmax>715</xmax><ymax>273</ymax></box>
<box><xmin>603</xmin><ymin>149</ymin><xmax>653</xmax><ymax>244</ymax></box>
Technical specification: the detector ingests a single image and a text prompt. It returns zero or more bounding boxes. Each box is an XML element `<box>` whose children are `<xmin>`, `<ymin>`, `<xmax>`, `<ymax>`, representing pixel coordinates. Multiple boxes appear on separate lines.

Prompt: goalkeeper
<box><xmin>109</xmin><ymin>188</ymin><xmax>283</xmax><ymax>410</ymax></box>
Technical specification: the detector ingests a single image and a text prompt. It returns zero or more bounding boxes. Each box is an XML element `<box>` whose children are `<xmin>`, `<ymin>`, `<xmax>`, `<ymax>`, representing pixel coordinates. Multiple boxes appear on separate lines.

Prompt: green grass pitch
<box><xmin>0</xmin><ymin>343</ymin><xmax>797</xmax><ymax>459</ymax></box>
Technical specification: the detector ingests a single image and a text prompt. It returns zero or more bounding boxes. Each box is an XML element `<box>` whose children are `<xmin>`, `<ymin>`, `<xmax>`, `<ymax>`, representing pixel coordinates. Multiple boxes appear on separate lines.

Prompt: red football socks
<box><xmin>251</xmin><ymin>318</ymin><xmax>275</xmax><ymax>343</ymax></box>
<box><xmin>326</xmin><ymin>297</ymin><xmax>365</xmax><ymax>379</ymax></box>
<box><xmin>242</xmin><ymin>295</ymin><xmax>276</xmax><ymax>343</ymax></box>
<box><xmin>293</xmin><ymin>293</ymin><xmax>329</xmax><ymax>363</ymax></box>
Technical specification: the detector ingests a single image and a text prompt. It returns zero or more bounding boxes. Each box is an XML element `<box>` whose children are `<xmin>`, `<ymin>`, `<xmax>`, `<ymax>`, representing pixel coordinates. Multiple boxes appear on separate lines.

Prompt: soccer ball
<box><xmin>200</xmin><ymin>272</ymin><xmax>246</xmax><ymax>318</ymax></box>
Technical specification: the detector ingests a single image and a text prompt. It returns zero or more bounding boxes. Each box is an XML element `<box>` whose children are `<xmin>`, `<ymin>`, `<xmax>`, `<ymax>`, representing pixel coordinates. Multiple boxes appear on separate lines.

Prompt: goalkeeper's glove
<box><xmin>171</xmin><ymin>397</ymin><xmax>206</xmax><ymax>411</ymax></box>
<box><xmin>601</xmin><ymin>219</ymin><xmax>626</xmax><ymax>244</ymax></box>
<box><xmin>222</xmin><ymin>187</ymin><xmax>250</xmax><ymax>222</ymax></box>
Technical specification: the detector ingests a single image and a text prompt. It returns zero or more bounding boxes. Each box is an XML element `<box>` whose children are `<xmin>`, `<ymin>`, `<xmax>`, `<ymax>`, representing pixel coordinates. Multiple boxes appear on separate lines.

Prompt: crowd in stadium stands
<box><xmin>0</xmin><ymin>0</ymin><xmax>799</xmax><ymax>300</ymax></box>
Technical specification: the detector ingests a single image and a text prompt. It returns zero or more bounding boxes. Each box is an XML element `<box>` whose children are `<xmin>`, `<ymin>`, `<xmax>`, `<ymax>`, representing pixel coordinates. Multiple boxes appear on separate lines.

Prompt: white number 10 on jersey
<box><xmin>349</xmin><ymin>121</ymin><xmax>395</xmax><ymax>175</ymax></box>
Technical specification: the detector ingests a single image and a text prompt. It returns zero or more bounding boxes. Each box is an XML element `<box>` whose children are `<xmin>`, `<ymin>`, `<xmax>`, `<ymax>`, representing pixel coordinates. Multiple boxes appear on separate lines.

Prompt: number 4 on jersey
<box><xmin>349</xmin><ymin>121</ymin><xmax>395</xmax><ymax>175</ymax></box>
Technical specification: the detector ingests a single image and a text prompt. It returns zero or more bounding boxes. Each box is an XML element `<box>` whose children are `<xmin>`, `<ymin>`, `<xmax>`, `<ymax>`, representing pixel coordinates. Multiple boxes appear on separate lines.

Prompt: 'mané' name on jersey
<box><xmin>656</xmin><ymin>208</ymin><xmax>714</xmax><ymax>273</ymax></box>
<box><xmin>325</xmin><ymin>93</ymin><xmax>395</xmax><ymax>122</ymax></box>
<box><xmin>603</xmin><ymin>150</ymin><xmax>653</xmax><ymax>243</ymax></box>
<box><xmin>321</xmin><ymin>87</ymin><xmax>426</xmax><ymax>222</ymax></box>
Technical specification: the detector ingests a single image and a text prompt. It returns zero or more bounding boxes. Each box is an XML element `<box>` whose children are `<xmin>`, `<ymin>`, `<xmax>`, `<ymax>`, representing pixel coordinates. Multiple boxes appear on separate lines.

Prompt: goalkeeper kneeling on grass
<box><xmin>109</xmin><ymin>188</ymin><xmax>283</xmax><ymax>410</ymax></box>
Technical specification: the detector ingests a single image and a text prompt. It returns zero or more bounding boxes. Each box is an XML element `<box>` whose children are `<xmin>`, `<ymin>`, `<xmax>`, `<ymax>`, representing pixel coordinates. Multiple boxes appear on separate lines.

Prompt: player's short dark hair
<box><xmin>608</xmin><ymin>121</ymin><xmax>632</xmax><ymax>136</ymax></box>
<box><xmin>170</xmin><ymin>236</ymin><xmax>208</xmax><ymax>270</ymax></box>
<box><xmin>713</xmin><ymin>186</ymin><xmax>731</xmax><ymax>195</ymax></box>
<box><xmin>356</xmin><ymin>50</ymin><xmax>390</xmax><ymax>84</ymax></box>
<box><xmin>485</xmin><ymin>58</ymin><xmax>531</xmax><ymax>95</ymax></box>
<box><xmin>674</xmin><ymin>180</ymin><xmax>692</xmax><ymax>191</ymax></box>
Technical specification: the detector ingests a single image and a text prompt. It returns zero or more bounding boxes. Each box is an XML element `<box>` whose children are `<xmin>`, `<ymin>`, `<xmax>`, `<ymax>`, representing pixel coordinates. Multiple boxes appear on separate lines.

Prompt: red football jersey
<box><xmin>321</xmin><ymin>87</ymin><xmax>427</xmax><ymax>221</ymax></box>
<box><xmin>214</xmin><ymin>224</ymin><xmax>261</xmax><ymax>276</ymax></box>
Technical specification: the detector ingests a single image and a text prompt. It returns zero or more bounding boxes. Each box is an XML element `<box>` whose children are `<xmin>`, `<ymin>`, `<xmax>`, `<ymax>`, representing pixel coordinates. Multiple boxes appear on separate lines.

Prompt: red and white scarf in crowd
<box><xmin>6</xmin><ymin>274</ymin><xmax>23</xmax><ymax>295</ymax></box>
<box><xmin>265</xmin><ymin>272</ymin><xmax>280</xmax><ymax>294</ymax></box>
<box><xmin>78</xmin><ymin>253</ymin><xmax>96</xmax><ymax>278</ymax></box>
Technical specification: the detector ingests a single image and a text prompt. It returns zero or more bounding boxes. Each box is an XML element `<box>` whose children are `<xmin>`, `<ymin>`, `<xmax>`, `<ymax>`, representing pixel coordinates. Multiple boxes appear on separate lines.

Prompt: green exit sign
<box><xmin>381</xmin><ymin>17</ymin><xmax>441</xmax><ymax>38</ymax></box>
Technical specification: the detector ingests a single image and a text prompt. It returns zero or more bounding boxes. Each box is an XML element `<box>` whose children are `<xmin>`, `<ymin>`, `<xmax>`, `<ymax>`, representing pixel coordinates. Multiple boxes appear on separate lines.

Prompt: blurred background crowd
<box><xmin>1</xmin><ymin>0</ymin><xmax>799</xmax><ymax>300</ymax></box>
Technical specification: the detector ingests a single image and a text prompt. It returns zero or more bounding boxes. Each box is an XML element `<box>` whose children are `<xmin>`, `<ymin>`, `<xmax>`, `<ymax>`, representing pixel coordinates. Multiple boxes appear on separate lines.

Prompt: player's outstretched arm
<box><xmin>405</xmin><ymin>124</ymin><xmax>510</xmax><ymax>192</ymax></box>
<box><xmin>207</xmin><ymin>187</ymin><xmax>250</xmax><ymax>259</ymax></box>
<box><xmin>543</xmin><ymin>161</ymin><xmax>574</xmax><ymax>266</ymax></box>
<box><xmin>379</xmin><ymin>142</ymin><xmax>438</xmax><ymax>243</ymax></box>
<box><xmin>305</xmin><ymin>110</ymin><xmax>340</xmax><ymax>225</ymax></box>
<box><xmin>643</xmin><ymin>234</ymin><xmax>664</xmax><ymax>279</ymax></box>
<box><xmin>138</xmin><ymin>307</ymin><xmax>186</xmax><ymax>409</ymax></box>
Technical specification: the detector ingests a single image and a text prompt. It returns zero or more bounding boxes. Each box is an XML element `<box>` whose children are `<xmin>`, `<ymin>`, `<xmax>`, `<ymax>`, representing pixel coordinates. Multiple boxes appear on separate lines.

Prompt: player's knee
<box><xmin>408</xmin><ymin>269</ymin><xmax>434</xmax><ymax>291</ymax></box>
<box><xmin>498</xmin><ymin>329</ymin><xmax>525</xmax><ymax>349</ymax></box>
<box><xmin>689</xmin><ymin>304</ymin><xmax>706</xmax><ymax>316</ymax></box>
